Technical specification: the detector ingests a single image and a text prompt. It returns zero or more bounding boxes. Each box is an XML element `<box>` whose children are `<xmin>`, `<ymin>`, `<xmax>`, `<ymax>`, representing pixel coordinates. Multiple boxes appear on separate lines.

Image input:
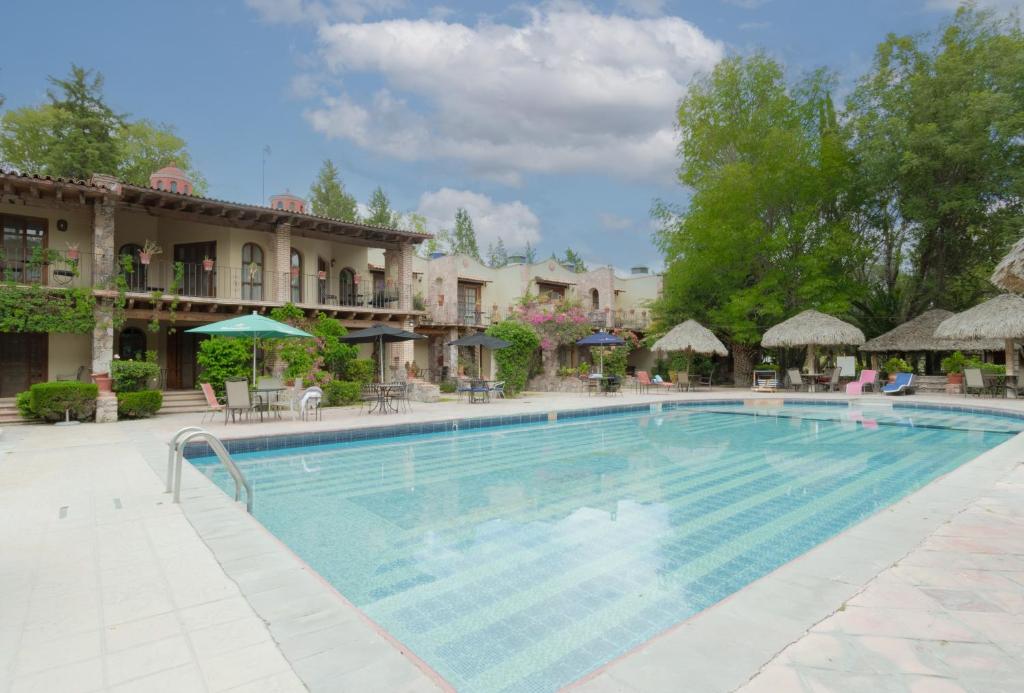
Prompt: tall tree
<box><xmin>486</xmin><ymin>238</ymin><xmax>509</xmax><ymax>268</ymax></box>
<box><xmin>308</xmin><ymin>159</ymin><xmax>358</xmax><ymax>221</ymax></box>
<box><xmin>655</xmin><ymin>54</ymin><xmax>864</xmax><ymax>384</ymax></box>
<box><xmin>524</xmin><ymin>241</ymin><xmax>538</xmax><ymax>263</ymax></box>
<box><xmin>0</xmin><ymin>65</ymin><xmax>203</xmax><ymax>187</ymax></box>
<box><xmin>561</xmin><ymin>248</ymin><xmax>587</xmax><ymax>273</ymax></box>
<box><xmin>364</xmin><ymin>186</ymin><xmax>401</xmax><ymax>227</ymax></box>
<box><xmin>450</xmin><ymin>208</ymin><xmax>481</xmax><ymax>260</ymax></box>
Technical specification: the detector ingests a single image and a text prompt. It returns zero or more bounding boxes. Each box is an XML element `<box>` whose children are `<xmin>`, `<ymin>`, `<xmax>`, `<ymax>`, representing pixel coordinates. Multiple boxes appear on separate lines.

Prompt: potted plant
<box><xmin>138</xmin><ymin>240</ymin><xmax>162</xmax><ymax>265</ymax></box>
<box><xmin>437</xmin><ymin>293</ymin><xmax>445</xmax><ymax>306</ymax></box>
<box><xmin>317</xmin><ymin>270</ymin><xmax>327</xmax><ymax>281</ymax></box>
<box><xmin>290</xmin><ymin>265</ymin><xmax>300</xmax><ymax>278</ymax></box>
<box><xmin>247</xmin><ymin>261</ymin><xmax>259</xmax><ymax>280</ymax></box>
<box><xmin>65</xmin><ymin>242</ymin><xmax>80</xmax><ymax>261</ymax></box>
<box><xmin>202</xmin><ymin>255</ymin><xmax>215</xmax><ymax>272</ymax></box>
<box><xmin>940</xmin><ymin>351</ymin><xmax>968</xmax><ymax>385</ymax></box>
<box><xmin>882</xmin><ymin>357</ymin><xmax>912</xmax><ymax>382</ymax></box>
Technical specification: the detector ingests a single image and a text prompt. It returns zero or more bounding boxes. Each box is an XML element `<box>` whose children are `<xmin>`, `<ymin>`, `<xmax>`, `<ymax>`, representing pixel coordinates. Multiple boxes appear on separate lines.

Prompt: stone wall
<box><xmin>526</xmin><ymin>375</ymin><xmax>589</xmax><ymax>393</ymax></box>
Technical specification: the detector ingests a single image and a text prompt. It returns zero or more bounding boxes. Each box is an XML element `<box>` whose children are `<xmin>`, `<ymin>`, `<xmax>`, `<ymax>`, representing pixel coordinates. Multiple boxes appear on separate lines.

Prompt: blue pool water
<box><xmin>192</xmin><ymin>403</ymin><xmax>1022</xmax><ymax>693</ymax></box>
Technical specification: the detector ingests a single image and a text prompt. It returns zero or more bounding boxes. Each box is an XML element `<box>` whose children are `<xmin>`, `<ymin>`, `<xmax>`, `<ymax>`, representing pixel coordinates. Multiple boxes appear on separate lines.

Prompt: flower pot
<box><xmin>290</xmin><ymin>267</ymin><xmax>300</xmax><ymax>278</ymax></box>
<box><xmin>947</xmin><ymin>373</ymin><xmax>963</xmax><ymax>385</ymax></box>
<box><xmin>202</xmin><ymin>259</ymin><xmax>215</xmax><ymax>271</ymax></box>
<box><xmin>66</xmin><ymin>249</ymin><xmax>80</xmax><ymax>261</ymax></box>
<box><xmin>92</xmin><ymin>372</ymin><xmax>112</xmax><ymax>393</ymax></box>
<box><xmin>138</xmin><ymin>252</ymin><xmax>151</xmax><ymax>265</ymax></box>
<box><xmin>317</xmin><ymin>271</ymin><xmax>327</xmax><ymax>281</ymax></box>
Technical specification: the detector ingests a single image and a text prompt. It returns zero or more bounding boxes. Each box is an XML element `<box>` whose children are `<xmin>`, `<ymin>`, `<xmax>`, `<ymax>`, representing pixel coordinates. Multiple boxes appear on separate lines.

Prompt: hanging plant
<box><xmin>139</xmin><ymin>240</ymin><xmax>162</xmax><ymax>265</ymax></box>
<box><xmin>202</xmin><ymin>256</ymin><xmax>215</xmax><ymax>272</ymax></box>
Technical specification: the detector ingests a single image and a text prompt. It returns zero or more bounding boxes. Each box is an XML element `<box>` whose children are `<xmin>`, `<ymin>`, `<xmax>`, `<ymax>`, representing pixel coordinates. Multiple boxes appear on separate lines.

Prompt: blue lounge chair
<box><xmin>882</xmin><ymin>372</ymin><xmax>914</xmax><ymax>396</ymax></box>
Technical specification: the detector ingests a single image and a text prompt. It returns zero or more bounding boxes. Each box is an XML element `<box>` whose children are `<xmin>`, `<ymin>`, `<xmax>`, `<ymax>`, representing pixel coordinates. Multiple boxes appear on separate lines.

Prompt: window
<box><xmin>591</xmin><ymin>288</ymin><xmax>600</xmax><ymax>310</ymax></box>
<box><xmin>317</xmin><ymin>257</ymin><xmax>329</xmax><ymax>304</ymax></box>
<box><xmin>277</xmin><ymin>201</ymin><xmax>284</xmax><ymax>210</ymax></box>
<box><xmin>290</xmin><ymin>248</ymin><xmax>302</xmax><ymax>303</ymax></box>
<box><xmin>119</xmin><ymin>327</ymin><xmax>147</xmax><ymax>362</ymax></box>
<box><xmin>170</xmin><ymin>181</ymin><xmax>178</xmax><ymax>193</ymax></box>
<box><xmin>458</xmin><ymin>283</ymin><xmax>481</xmax><ymax>324</ymax></box>
<box><xmin>339</xmin><ymin>268</ymin><xmax>356</xmax><ymax>306</ymax></box>
<box><xmin>1</xmin><ymin>214</ymin><xmax>47</xmax><ymax>284</ymax></box>
<box><xmin>241</xmin><ymin>243</ymin><xmax>263</xmax><ymax>300</ymax></box>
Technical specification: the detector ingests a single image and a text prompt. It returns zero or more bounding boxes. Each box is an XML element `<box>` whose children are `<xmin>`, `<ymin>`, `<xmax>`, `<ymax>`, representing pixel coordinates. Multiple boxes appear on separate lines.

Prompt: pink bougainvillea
<box><xmin>514</xmin><ymin>298</ymin><xmax>593</xmax><ymax>351</ymax></box>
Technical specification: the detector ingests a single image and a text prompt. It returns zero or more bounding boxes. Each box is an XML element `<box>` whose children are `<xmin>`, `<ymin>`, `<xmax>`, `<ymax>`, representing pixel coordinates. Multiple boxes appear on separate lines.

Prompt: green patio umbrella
<box><xmin>186</xmin><ymin>311</ymin><xmax>313</xmax><ymax>383</ymax></box>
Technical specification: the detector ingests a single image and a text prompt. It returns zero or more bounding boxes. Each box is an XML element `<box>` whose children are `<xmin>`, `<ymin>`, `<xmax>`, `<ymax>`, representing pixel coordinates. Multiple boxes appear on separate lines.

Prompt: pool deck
<box><xmin>1</xmin><ymin>390</ymin><xmax>1022</xmax><ymax>692</ymax></box>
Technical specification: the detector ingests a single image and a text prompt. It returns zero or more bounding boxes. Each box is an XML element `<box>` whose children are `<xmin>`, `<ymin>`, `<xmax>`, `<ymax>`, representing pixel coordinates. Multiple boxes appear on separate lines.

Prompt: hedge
<box><xmin>28</xmin><ymin>381</ymin><xmax>98</xmax><ymax>422</ymax></box>
<box><xmin>343</xmin><ymin>358</ymin><xmax>376</xmax><ymax>385</ymax></box>
<box><xmin>15</xmin><ymin>391</ymin><xmax>34</xmax><ymax>419</ymax></box>
<box><xmin>324</xmin><ymin>380</ymin><xmax>362</xmax><ymax>406</ymax></box>
<box><xmin>196</xmin><ymin>337</ymin><xmax>252</xmax><ymax>397</ymax></box>
<box><xmin>112</xmin><ymin>359</ymin><xmax>160</xmax><ymax>392</ymax></box>
<box><xmin>117</xmin><ymin>390</ymin><xmax>163</xmax><ymax>419</ymax></box>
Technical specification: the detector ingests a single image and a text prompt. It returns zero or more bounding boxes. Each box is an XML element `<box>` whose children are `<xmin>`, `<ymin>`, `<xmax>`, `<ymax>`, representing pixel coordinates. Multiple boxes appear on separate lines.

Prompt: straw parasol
<box><xmin>761</xmin><ymin>309</ymin><xmax>865</xmax><ymax>371</ymax></box>
<box><xmin>991</xmin><ymin>237</ymin><xmax>1024</xmax><ymax>293</ymax></box>
<box><xmin>934</xmin><ymin>294</ymin><xmax>1024</xmax><ymax>378</ymax></box>
<box><xmin>860</xmin><ymin>309</ymin><xmax>1003</xmax><ymax>353</ymax></box>
<box><xmin>650</xmin><ymin>319</ymin><xmax>727</xmax><ymax>378</ymax></box>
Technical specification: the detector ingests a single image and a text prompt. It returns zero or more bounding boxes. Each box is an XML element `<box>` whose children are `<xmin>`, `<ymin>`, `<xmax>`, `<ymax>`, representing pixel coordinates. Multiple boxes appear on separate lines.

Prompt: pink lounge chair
<box><xmin>200</xmin><ymin>382</ymin><xmax>225</xmax><ymax>423</ymax></box>
<box><xmin>845</xmin><ymin>370</ymin><xmax>878</xmax><ymax>395</ymax></box>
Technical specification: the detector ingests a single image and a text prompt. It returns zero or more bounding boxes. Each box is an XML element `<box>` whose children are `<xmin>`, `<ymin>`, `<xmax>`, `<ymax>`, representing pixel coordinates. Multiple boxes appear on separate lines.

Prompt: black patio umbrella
<box><xmin>339</xmin><ymin>323</ymin><xmax>426</xmax><ymax>381</ymax></box>
<box><xmin>577</xmin><ymin>331</ymin><xmax>626</xmax><ymax>374</ymax></box>
<box><xmin>447</xmin><ymin>333</ymin><xmax>511</xmax><ymax>378</ymax></box>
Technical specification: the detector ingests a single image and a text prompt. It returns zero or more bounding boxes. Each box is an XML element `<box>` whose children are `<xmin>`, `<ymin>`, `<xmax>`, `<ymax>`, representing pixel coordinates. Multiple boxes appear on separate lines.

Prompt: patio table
<box><xmin>253</xmin><ymin>386</ymin><xmax>285</xmax><ymax>422</ymax></box>
<box><xmin>368</xmin><ymin>382</ymin><xmax>404</xmax><ymax>414</ymax></box>
<box><xmin>800</xmin><ymin>373</ymin><xmax>823</xmax><ymax>393</ymax></box>
<box><xmin>469</xmin><ymin>379</ymin><xmax>493</xmax><ymax>403</ymax></box>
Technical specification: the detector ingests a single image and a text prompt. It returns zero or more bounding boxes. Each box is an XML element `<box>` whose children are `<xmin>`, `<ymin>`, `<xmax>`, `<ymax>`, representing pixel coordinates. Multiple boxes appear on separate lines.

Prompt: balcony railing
<box><xmin>291</xmin><ymin>272</ymin><xmax>412</xmax><ymax>310</ymax></box>
<box><xmin>0</xmin><ymin>248</ymin><xmax>85</xmax><ymax>287</ymax></box>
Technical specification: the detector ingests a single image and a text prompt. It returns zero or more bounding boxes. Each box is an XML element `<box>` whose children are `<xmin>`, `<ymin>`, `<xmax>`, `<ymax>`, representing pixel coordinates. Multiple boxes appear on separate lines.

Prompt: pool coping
<box><xmin>169</xmin><ymin>395</ymin><xmax>1024</xmax><ymax>693</ymax></box>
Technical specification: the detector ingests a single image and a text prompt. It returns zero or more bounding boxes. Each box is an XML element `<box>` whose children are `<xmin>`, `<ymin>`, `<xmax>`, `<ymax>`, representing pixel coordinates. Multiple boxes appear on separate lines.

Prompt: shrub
<box><xmin>439</xmin><ymin>379</ymin><xmax>457</xmax><ymax>393</ymax></box>
<box><xmin>344</xmin><ymin>358</ymin><xmax>376</xmax><ymax>384</ymax></box>
<box><xmin>940</xmin><ymin>351</ymin><xmax>969</xmax><ymax>374</ymax></box>
<box><xmin>29</xmin><ymin>381</ymin><xmax>98</xmax><ymax>422</ymax></box>
<box><xmin>882</xmin><ymin>357</ymin><xmax>913</xmax><ymax>374</ymax></box>
<box><xmin>117</xmin><ymin>390</ymin><xmax>163</xmax><ymax>419</ymax></box>
<box><xmin>602</xmin><ymin>346</ymin><xmax>631</xmax><ymax>378</ymax></box>
<box><xmin>15</xmin><ymin>391</ymin><xmax>35</xmax><ymax>419</ymax></box>
<box><xmin>486</xmin><ymin>320</ymin><xmax>540</xmax><ymax>396</ymax></box>
<box><xmin>111</xmin><ymin>359</ymin><xmax>160</xmax><ymax>392</ymax></box>
<box><xmin>324</xmin><ymin>380</ymin><xmax>361</xmax><ymax>406</ymax></box>
<box><xmin>196</xmin><ymin>337</ymin><xmax>252</xmax><ymax>397</ymax></box>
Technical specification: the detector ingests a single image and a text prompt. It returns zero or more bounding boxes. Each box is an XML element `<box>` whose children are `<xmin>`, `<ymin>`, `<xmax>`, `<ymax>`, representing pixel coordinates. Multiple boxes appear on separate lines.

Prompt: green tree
<box><xmin>655</xmin><ymin>54</ymin><xmax>864</xmax><ymax>384</ymax></box>
<box><xmin>0</xmin><ymin>65</ymin><xmax>204</xmax><ymax>187</ymax></box>
<box><xmin>450</xmin><ymin>208</ymin><xmax>481</xmax><ymax>260</ymax></box>
<box><xmin>486</xmin><ymin>238</ymin><xmax>509</xmax><ymax>268</ymax></box>
<box><xmin>524</xmin><ymin>241</ymin><xmax>538</xmax><ymax>264</ymax></box>
<box><xmin>365</xmin><ymin>186</ymin><xmax>401</xmax><ymax>227</ymax></box>
<box><xmin>308</xmin><ymin>159</ymin><xmax>358</xmax><ymax>221</ymax></box>
<box><xmin>486</xmin><ymin>320</ymin><xmax>540</xmax><ymax>396</ymax></box>
<box><xmin>561</xmin><ymin>248</ymin><xmax>587</xmax><ymax>273</ymax></box>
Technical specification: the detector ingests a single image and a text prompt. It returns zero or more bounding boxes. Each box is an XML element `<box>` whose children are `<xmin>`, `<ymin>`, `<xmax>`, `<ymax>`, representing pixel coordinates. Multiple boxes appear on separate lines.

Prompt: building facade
<box><xmin>0</xmin><ymin>169</ymin><xmax>426</xmax><ymax>409</ymax></box>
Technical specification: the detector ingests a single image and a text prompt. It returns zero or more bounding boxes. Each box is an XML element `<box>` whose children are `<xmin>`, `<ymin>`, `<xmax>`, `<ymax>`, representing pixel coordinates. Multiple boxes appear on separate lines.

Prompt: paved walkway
<box><xmin>1</xmin><ymin>390</ymin><xmax>1022</xmax><ymax>692</ymax></box>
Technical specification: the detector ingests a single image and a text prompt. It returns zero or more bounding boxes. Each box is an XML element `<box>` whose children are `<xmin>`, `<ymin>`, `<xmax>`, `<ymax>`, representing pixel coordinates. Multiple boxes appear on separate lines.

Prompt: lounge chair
<box><xmin>224</xmin><ymin>378</ymin><xmax>257</xmax><ymax>423</ymax></box>
<box><xmin>635</xmin><ymin>371</ymin><xmax>652</xmax><ymax>394</ymax></box>
<box><xmin>845</xmin><ymin>370</ymin><xmax>878</xmax><ymax>395</ymax></box>
<box><xmin>963</xmin><ymin>368</ymin><xmax>987</xmax><ymax>397</ymax></box>
<box><xmin>786</xmin><ymin>368</ymin><xmax>805</xmax><ymax>392</ymax></box>
<box><xmin>299</xmin><ymin>386</ymin><xmax>323</xmax><ymax>421</ymax></box>
<box><xmin>821</xmin><ymin>368</ymin><xmax>841</xmax><ymax>393</ymax></box>
<box><xmin>200</xmin><ymin>382</ymin><xmax>225</xmax><ymax>424</ymax></box>
<box><xmin>697</xmin><ymin>366</ymin><xmax>715</xmax><ymax>391</ymax></box>
<box><xmin>751</xmin><ymin>369</ymin><xmax>780</xmax><ymax>392</ymax></box>
<box><xmin>882</xmin><ymin>372</ymin><xmax>914</xmax><ymax>396</ymax></box>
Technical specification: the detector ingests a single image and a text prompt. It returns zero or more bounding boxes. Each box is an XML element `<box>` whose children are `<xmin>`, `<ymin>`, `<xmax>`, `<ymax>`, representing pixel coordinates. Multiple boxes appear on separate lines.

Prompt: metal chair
<box><xmin>224</xmin><ymin>379</ymin><xmax>256</xmax><ymax>424</ymax></box>
<box><xmin>963</xmin><ymin>368</ymin><xmax>987</xmax><ymax>397</ymax></box>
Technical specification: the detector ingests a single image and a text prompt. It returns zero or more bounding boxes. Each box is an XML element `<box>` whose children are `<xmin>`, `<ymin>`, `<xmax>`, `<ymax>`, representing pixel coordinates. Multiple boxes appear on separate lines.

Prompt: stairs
<box><xmin>911</xmin><ymin>375</ymin><xmax>952</xmax><ymax>395</ymax></box>
<box><xmin>0</xmin><ymin>397</ymin><xmax>24</xmax><ymax>425</ymax></box>
<box><xmin>158</xmin><ymin>389</ymin><xmax>208</xmax><ymax>416</ymax></box>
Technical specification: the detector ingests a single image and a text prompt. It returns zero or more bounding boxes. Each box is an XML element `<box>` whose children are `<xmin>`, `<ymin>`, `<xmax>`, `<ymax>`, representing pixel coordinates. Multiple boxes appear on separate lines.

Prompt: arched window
<box><xmin>339</xmin><ymin>268</ymin><xmax>356</xmax><ymax>306</ymax></box>
<box><xmin>119</xmin><ymin>327</ymin><xmax>147</xmax><ymax>362</ymax></box>
<box><xmin>119</xmin><ymin>243</ymin><xmax>146</xmax><ymax>292</ymax></box>
<box><xmin>590</xmin><ymin>288</ymin><xmax>600</xmax><ymax>311</ymax></box>
<box><xmin>290</xmin><ymin>248</ymin><xmax>302</xmax><ymax>303</ymax></box>
<box><xmin>170</xmin><ymin>181</ymin><xmax>178</xmax><ymax>193</ymax></box>
<box><xmin>277</xmin><ymin>201</ymin><xmax>284</xmax><ymax>210</ymax></box>
<box><xmin>241</xmin><ymin>243</ymin><xmax>263</xmax><ymax>300</ymax></box>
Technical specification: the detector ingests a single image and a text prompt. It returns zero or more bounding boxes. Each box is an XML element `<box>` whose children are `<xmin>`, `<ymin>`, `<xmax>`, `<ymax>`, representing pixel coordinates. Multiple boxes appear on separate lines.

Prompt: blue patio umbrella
<box><xmin>576</xmin><ymin>331</ymin><xmax>626</xmax><ymax>374</ymax></box>
<box><xmin>186</xmin><ymin>311</ymin><xmax>313</xmax><ymax>383</ymax></box>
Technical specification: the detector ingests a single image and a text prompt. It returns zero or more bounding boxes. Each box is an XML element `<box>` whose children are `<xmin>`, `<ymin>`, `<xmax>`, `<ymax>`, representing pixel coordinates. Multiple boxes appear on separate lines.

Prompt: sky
<box><xmin>1</xmin><ymin>0</ymin><xmax>1018</xmax><ymax>274</ymax></box>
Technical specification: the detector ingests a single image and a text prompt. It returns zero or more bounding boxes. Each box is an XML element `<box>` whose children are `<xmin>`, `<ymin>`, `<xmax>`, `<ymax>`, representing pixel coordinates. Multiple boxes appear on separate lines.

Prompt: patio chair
<box><xmin>963</xmin><ymin>368</ymin><xmax>987</xmax><ymax>397</ymax></box>
<box><xmin>271</xmin><ymin>382</ymin><xmax>303</xmax><ymax>419</ymax></box>
<box><xmin>358</xmin><ymin>384</ymin><xmax>377</xmax><ymax>414</ymax></box>
<box><xmin>605</xmin><ymin>375</ymin><xmax>622</xmax><ymax>395</ymax></box>
<box><xmin>786</xmin><ymin>368</ymin><xmax>805</xmax><ymax>392</ymax></box>
<box><xmin>587</xmin><ymin>374</ymin><xmax>602</xmax><ymax>396</ymax></box>
<box><xmin>821</xmin><ymin>368</ymin><xmax>842</xmax><ymax>393</ymax></box>
<box><xmin>57</xmin><ymin>365</ymin><xmax>85</xmax><ymax>382</ymax></box>
<box><xmin>456</xmin><ymin>379</ymin><xmax>473</xmax><ymax>401</ymax></box>
<box><xmin>649</xmin><ymin>373</ymin><xmax>674</xmax><ymax>393</ymax></box>
<box><xmin>200</xmin><ymin>382</ymin><xmax>225</xmax><ymax>424</ymax></box>
<box><xmin>697</xmin><ymin>366</ymin><xmax>715</xmax><ymax>391</ymax></box>
<box><xmin>882</xmin><ymin>372</ymin><xmax>914</xmax><ymax>396</ymax></box>
<box><xmin>844</xmin><ymin>369</ymin><xmax>878</xmax><ymax>395</ymax></box>
<box><xmin>224</xmin><ymin>379</ymin><xmax>256</xmax><ymax>424</ymax></box>
<box><xmin>635</xmin><ymin>371</ymin><xmax>652</xmax><ymax>394</ymax></box>
<box><xmin>299</xmin><ymin>386</ymin><xmax>323</xmax><ymax>421</ymax></box>
<box><xmin>490</xmin><ymin>381</ymin><xmax>506</xmax><ymax>399</ymax></box>
<box><xmin>393</xmin><ymin>382</ymin><xmax>413</xmax><ymax>413</ymax></box>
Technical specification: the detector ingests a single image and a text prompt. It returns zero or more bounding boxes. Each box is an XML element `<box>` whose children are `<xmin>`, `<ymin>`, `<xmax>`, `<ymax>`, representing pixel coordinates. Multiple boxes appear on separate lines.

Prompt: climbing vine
<box><xmin>0</xmin><ymin>284</ymin><xmax>95</xmax><ymax>334</ymax></box>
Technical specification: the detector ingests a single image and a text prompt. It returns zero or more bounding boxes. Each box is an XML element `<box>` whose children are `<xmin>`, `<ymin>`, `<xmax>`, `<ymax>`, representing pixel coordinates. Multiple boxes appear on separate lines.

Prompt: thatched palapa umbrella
<box><xmin>650</xmin><ymin>320</ymin><xmax>728</xmax><ymax>376</ymax></box>
<box><xmin>860</xmin><ymin>309</ymin><xmax>1002</xmax><ymax>370</ymax></box>
<box><xmin>990</xmin><ymin>237</ymin><xmax>1024</xmax><ymax>293</ymax></box>
<box><xmin>762</xmin><ymin>310</ymin><xmax>865</xmax><ymax>371</ymax></box>
<box><xmin>934</xmin><ymin>294</ymin><xmax>1024</xmax><ymax>380</ymax></box>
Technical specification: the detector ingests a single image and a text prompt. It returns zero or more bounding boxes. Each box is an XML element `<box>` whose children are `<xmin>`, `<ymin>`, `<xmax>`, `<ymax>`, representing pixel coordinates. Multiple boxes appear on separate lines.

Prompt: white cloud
<box><xmin>925</xmin><ymin>0</ymin><xmax>1022</xmax><ymax>9</ymax></box>
<box><xmin>599</xmin><ymin>212</ymin><xmax>634</xmax><ymax>232</ymax></box>
<box><xmin>415</xmin><ymin>188</ymin><xmax>541</xmax><ymax>249</ymax></box>
<box><xmin>303</xmin><ymin>7</ymin><xmax>724</xmax><ymax>183</ymax></box>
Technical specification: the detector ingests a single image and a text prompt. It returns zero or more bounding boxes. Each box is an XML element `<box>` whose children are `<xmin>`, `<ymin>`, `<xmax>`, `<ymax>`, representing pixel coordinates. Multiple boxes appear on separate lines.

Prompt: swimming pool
<box><xmin>192</xmin><ymin>402</ymin><xmax>1022</xmax><ymax>693</ymax></box>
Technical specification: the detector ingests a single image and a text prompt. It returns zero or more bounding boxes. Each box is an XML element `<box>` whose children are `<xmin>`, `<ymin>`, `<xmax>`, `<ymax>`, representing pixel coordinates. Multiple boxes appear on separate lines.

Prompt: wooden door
<box><xmin>0</xmin><ymin>333</ymin><xmax>48</xmax><ymax>397</ymax></box>
<box><xmin>166</xmin><ymin>329</ymin><xmax>206</xmax><ymax>390</ymax></box>
<box><xmin>174</xmin><ymin>242</ymin><xmax>217</xmax><ymax>298</ymax></box>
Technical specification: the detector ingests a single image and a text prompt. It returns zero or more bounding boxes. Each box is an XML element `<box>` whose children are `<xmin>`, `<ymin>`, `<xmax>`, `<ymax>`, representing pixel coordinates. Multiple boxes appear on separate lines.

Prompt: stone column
<box><xmin>274</xmin><ymin>222</ymin><xmax>291</xmax><ymax>302</ymax></box>
<box><xmin>384</xmin><ymin>245</ymin><xmax>415</xmax><ymax>311</ymax></box>
<box><xmin>444</xmin><ymin>327</ymin><xmax>459</xmax><ymax>378</ymax></box>
<box><xmin>90</xmin><ymin>191</ymin><xmax>119</xmax><ymax>423</ymax></box>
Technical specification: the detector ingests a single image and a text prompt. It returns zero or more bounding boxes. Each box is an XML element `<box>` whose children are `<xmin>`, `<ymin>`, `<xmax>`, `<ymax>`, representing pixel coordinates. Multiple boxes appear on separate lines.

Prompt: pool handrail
<box><xmin>169</xmin><ymin>428</ymin><xmax>253</xmax><ymax>513</ymax></box>
<box><xmin>167</xmin><ymin>426</ymin><xmax>206</xmax><ymax>493</ymax></box>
